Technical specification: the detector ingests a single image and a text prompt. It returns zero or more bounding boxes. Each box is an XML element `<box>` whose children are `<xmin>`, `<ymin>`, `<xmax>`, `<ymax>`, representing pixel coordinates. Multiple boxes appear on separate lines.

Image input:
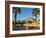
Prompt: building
<box><xmin>23</xmin><ymin>18</ymin><xmax>38</xmax><ymax>30</ymax></box>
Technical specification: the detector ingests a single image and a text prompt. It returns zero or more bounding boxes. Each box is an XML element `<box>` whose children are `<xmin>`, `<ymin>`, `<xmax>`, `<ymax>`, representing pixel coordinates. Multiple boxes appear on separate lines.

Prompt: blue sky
<box><xmin>12</xmin><ymin>7</ymin><xmax>40</xmax><ymax>21</ymax></box>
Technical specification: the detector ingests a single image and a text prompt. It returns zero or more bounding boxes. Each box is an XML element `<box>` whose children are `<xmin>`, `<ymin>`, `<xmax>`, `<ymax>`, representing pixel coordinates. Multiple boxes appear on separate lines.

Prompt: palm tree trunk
<box><xmin>14</xmin><ymin>12</ymin><xmax>17</xmax><ymax>30</ymax></box>
<box><xmin>36</xmin><ymin>15</ymin><xmax>37</xmax><ymax>22</ymax></box>
<box><xmin>36</xmin><ymin>16</ymin><xmax>37</xmax><ymax>19</ymax></box>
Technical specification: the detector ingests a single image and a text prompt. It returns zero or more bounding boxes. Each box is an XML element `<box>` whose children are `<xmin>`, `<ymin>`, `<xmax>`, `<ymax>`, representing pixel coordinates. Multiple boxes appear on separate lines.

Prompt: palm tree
<box><xmin>13</xmin><ymin>7</ymin><xmax>21</xmax><ymax>30</ymax></box>
<box><xmin>32</xmin><ymin>8</ymin><xmax>40</xmax><ymax>21</ymax></box>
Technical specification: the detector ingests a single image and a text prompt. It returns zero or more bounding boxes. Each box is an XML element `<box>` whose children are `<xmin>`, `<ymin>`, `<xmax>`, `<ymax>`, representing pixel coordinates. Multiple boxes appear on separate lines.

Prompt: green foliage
<box><xmin>13</xmin><ymin>7</ymin><xmax>21</xmax><ymax>13</ymax></box>
<box><xmin>32</xmin><ymin>8</ymin><xmax>40</xmax><ymax>18</ymax></box>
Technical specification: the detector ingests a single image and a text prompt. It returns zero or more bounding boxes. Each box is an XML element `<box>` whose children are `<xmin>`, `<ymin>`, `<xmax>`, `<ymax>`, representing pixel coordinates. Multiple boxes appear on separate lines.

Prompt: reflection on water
<box><xmin>16</xmin><ymin>26</ymin><xmax>25</xmax><ymax>30</ymax></box>
<box><xmin>12</xmin><ymin>25</ymin><xmax>25</xmax><ymax>31</ymax></box>
<box><xmin>13</xmin><ymin>24</ymin><xmax>40</xmax><ymax>31</ymax></box>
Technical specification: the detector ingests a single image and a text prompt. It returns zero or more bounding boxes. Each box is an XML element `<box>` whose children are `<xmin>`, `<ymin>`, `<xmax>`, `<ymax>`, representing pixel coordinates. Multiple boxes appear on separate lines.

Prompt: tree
<box><xmin>32</xmin><ymin>8</ymin><xmax>40</xmax><ymax>21</ymax></box>
<box><xmin>13</xmin><ymin>7</ymin><xmax>21</xmax><ymax>30</ymax></box>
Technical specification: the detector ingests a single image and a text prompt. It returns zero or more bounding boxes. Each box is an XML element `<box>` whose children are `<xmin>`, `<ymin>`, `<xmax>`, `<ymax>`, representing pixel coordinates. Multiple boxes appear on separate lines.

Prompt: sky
<box><xmin>12</xmin><ymin>7</ymin><xmax>40</xmax><ymax>21</ymax></box>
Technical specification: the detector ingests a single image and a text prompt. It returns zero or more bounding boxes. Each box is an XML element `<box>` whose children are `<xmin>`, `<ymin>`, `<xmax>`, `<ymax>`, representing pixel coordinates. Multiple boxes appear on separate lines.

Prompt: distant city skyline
<box><xmin>12</xmin><ymin>7</ymin><xmax>40</xmax><ymax>21</ymax></box>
